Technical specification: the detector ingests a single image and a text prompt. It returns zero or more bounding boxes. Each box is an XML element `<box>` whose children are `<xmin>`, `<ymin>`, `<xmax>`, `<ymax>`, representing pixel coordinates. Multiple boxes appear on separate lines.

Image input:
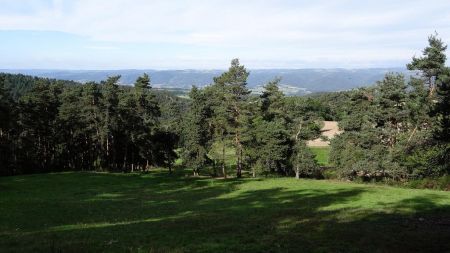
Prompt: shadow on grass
<box><xmin>0</xmin><ymin>172</ymin><xmax>449</xmax><ymax>252</ymax></box>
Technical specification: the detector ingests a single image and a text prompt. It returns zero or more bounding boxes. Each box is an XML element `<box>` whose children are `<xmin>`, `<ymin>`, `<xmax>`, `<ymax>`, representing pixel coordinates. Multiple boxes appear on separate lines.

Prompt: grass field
<box><xmin>1</xmin><ymin>171</ymin><xmax>449</xmax><ymax>252</ymax></box>
<box><xmin>310</xmin><ymin>147</ymin><xmax>331</xmax><ymax>166</ymax></box>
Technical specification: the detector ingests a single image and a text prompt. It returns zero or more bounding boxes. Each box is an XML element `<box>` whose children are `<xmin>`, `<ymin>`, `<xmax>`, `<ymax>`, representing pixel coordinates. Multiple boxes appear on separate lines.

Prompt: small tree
<box><xmin>291</xmin><ymin>141</ymin><xmax>319</xmax><ymax>179</ymax></box>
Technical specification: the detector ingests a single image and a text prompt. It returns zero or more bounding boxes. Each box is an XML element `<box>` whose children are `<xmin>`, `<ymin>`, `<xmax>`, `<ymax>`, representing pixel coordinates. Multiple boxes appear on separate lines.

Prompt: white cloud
<box><xmin>84</xmin><ymin>46</ymin><xmax>119</xmax><ymax>50</ymax></box>
<box><xmin>1</xmin><ymin>0</ymin><xmax>450</xmax><ymax>68</ymax></box>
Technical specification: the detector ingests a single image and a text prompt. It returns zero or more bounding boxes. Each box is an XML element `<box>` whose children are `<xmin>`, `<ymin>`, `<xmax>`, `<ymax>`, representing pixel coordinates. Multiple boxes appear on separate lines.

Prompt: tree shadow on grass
<box><xmin>0</xmin><ymin>173</ymin><xmax>449</xmax><ymax>252</ymax></box>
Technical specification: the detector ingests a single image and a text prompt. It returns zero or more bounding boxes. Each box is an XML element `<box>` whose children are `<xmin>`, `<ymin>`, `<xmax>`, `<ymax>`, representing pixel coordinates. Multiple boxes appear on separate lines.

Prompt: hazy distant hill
<box><xmin>0</xmin><ymin>68</ymin><xmax>415</xmax><ymax>95</ymax></box>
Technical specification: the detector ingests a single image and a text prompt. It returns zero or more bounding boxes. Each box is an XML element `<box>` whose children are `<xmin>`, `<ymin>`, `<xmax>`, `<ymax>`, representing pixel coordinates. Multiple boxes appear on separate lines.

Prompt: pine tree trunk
<box><xmin>222</xmin><ymin>137</ymin><xmax>227</xmax><ymax>179</ymax></box>
<box><xmin>236</xmin><ymin>156</ymin><xmax>242</xmax><ymax>178</ymax></box>
<box><xmin>235</xmin><ymin>134</ymin><xmax>242</xmax><ymax>178</ymax></box>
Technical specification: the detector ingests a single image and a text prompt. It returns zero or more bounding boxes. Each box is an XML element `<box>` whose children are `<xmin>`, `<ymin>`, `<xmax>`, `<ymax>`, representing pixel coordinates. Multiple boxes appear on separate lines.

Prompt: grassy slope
<box><xmin>1</xmin><ymin>172</ymin><xmax>449</xmax><ymax>253</ymax></box>
<box><xmin>310</xmin><ymin>147</ymin><xmax>331</xmax><ymax>166</ymax></box>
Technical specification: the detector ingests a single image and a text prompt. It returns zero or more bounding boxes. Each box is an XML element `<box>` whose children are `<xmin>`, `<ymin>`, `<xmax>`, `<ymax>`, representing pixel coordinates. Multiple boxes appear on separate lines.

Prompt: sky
<box><xmin>1</xmin><ymin>0</ymin><xmax>450</xmax><ymax>70</ymax></box>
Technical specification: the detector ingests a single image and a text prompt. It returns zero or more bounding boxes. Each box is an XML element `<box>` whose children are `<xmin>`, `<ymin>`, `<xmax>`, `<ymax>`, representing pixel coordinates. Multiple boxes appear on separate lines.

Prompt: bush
<box><xmin>322</xmin><ymin>168</ymin><xmax>338</xmax><ymax>179</ymax></box>
<box><xmin>406</xmin><ymin>176</ymin><xmax>450</xmax><ymax>191</ymax></box>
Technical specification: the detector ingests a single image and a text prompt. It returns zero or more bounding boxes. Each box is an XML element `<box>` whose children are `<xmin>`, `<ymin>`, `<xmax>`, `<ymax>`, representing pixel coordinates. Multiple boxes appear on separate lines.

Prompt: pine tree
<box><xmin>101</xmin><ymin>76</ymin><xmax>121</xmax><ymax>170</ymax></box>
<box><xmin>205</xmin><ymin>83</ymin><xmax>231</xmax><ymax>178</ymax></box>
<box><xmin>133</xmin><ymin>73</ymin><xmax>160</xmax><ymax>171</ymax></box>
<box><xmin>57</xmin><ymin>86</ymin><xmax>86</xmax><ymax>170</ymax></box>
<box><xmin>374</xmin><ymin>74</ymin><xmax>409</xmax><ymax>148</ymax></box>
<box><xmin>80</xmin><ymin>82</ymin><xmax>104</xmax><ymax>170</ymax></box>
<box><xmin>182</xmin><ymin>86</ymin><xmax>212</xmax><ymax>176</ymax></box>
<box><xmin>407</xmin><ymin>34</ymin><xmax>450</xmax><ymax>176</ymax></box>
<box><xmin>213</xmin><ymin>59</ymin><xmax>250</xmax><ymax>178</ymax></box>
<box><xmin>246</xmin><ymin>79</ymin><xmax>291</xmax><ymax>177</ymax></box>
<box><xmin>435</xmin><ymin>67</ymin><xmax>450</xmax><ymax>142</ymax></box>
<box><xmin>18</xmin><ymin>80</ymin><xmax>62</xmax><ymax>173</ymax></box>
<box><xmin>407</xmin><ymin>33</ymin><xmax>447</xmax><ymax>97</ymax></box>
<box><xmin>0</xmin><ymin>76</ymin><xmax>15</xmax><ymax>175</ymax></box>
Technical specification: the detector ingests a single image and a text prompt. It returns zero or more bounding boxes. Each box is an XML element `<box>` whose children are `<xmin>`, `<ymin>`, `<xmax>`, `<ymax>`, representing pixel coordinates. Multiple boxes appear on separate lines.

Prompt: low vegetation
<box><xmin>1</xmin><ymin>172</ymin><xmax>449</xmax><ymax>252</ymax></box>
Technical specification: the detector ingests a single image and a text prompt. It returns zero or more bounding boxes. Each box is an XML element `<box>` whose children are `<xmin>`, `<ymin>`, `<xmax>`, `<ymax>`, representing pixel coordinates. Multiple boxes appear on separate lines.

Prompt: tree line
<box><xmin>0</xmin><ymin>35</ymin><xmax>449</xmax><ymax>182</ymax></box>
<box><xmin>0</xmin><ymin>73</ymin><xmax>185</xmax><ymax>175</ymax></box>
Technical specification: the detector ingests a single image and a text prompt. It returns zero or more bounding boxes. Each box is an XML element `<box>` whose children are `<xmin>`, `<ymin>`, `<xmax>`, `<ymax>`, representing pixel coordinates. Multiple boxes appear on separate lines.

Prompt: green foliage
<box><xmin>1</xmin><ymin>73</ymin><xmax>180</xmax><ymax>175</ymax></box>
<box><xmin>407</xmin><ymin>33</ymin><xmax>447</xmax><ymax>94</ymax></box>
<box><xmin>0</xmin><ymin>73</ymin><xmax>78</xmax><ymax>99</ymax></box>
<box><xmin>434</xmin><ymin>66</ymin><xmax>450</xmax><ymax>142</ymax></box>
<box><xmin>0</xmin><ymin>76</ymin><xmax>15</xmax><ymax>176</ymax></box>
<box><xmin>2</xmin><ymin>35</ymin><xmax>449</xmax><ymax>183</ymax></box>
<box><xmin>291</xmin><ymin>141</ymin><xmax>320</xmax><ymax>178</ymax></box>
<box><xmin>331</xmin><ymin>75</ymin><xmax>412</xmax><ymax>180</ymax></box>
<box><xmin>182</xmin><ymin>86</ymin><xmax>213</xmax><ymax>176</ymax></box>
<box><xmin>406</xmin><ymin>175</ymin><xmax>450</xmax><ymax>190</ymax></box>
<box><xmin>330</xmin><ymin>35</ymin><xmax>450</xmax><ymax>181</ymax></box>
<box><xmin>244</xmin><ymin>79</ymin><xmax>292</xmax><ymax>177</ymax></box>
<box><xmin>210</xmin><ymin>59</ymin><xmax>251</xmax><ymax>177</ymax></box>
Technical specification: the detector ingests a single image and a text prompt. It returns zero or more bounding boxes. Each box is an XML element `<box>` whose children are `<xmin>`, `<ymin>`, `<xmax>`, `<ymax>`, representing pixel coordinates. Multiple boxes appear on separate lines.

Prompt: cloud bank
<box><xmin>1</xmin><ymin>0</ymin><xmax>450</xmax><ymax>69</ymax></box>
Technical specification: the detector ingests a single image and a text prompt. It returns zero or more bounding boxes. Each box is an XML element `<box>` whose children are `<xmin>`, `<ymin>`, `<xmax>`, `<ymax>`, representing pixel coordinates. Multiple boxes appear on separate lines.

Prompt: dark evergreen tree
<box><xmin>245</xmin><ymin>79</ymin><xmax>292</xmax><ymax>177</ymax></box>
<box><xmin>213</xmin><ymin>59</ymin><xmax>250</xmax><ymax>177</ymax></box>
<box><xmin>182</xmin><ymin>86</ymin><xmax>212</xmax><ymax>176</ymax></box>
<box><xmin>57</xmin><ymin>86</ymin><xmax>86</xmax><ymax>170</ymax></box>
<box><xmin>101</xmin><ymin>76</ymin><xmax>121</xmax><ymax>170</ymax></box>
<box><xmin>0</xmin><ymin>76</ymin><xmax>15</xmax><ymax>175</ymax></box>
<box><xmin>80</xmin><ymin>81</ymin><xmax>104</xmax><ymax>170</ymax></box>
<box><xmin>205</xmin><ymin>83</ymin><xmax>231</xmax><ymax>178</ymax></box>
<box><xmin>17</xmin><ymin>80</ymin><xmax>62</xmax><ymax>173</ymax></box>
<box><xmin>407</xmin><ymin>33</ymin><xmax>447</xmax><ymax>97</ymax></box>
<box><xmin>373</xmin><ymin>74</ymin><xmax>409</xmax><ymax>148</ymax></box>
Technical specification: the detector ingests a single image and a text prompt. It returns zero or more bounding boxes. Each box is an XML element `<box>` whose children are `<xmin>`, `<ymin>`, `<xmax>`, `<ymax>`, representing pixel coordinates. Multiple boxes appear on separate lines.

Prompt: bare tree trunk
<box><xmin>295</xmin><ymin>166</ymin><xmax>300</xmax><ymax>179</ymax></box>
<box><xmin>407</xmin><ymin>124</ymin><xmax>418</xmax><ymax>143</ymax></box>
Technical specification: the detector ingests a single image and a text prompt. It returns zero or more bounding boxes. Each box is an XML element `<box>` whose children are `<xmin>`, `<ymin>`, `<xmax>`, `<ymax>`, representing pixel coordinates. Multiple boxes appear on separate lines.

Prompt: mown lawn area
<box><xmin>1</xmin><ymin>171</ymin><xmax>449</xmax><ymax>252</ymax></box>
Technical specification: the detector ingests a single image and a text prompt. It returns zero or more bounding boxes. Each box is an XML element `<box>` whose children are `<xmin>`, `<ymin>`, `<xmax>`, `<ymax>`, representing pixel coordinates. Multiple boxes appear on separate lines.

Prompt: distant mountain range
<box><xmin>0</xmin><ymin>68</ymin><xmax>416</xmax><ymax>95</ymax></box>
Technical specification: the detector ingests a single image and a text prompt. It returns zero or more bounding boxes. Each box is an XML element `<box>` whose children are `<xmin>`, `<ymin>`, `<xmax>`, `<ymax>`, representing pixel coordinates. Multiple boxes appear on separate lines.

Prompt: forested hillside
<box><xmin>1</xmin><ymin>68</ymin><xmax>414</xmax><ymax>94</ymax></box>
<box><xmin>0</xmin><ymin>35</ymin><xmax>449</xmax><ymax>187</ymax></box>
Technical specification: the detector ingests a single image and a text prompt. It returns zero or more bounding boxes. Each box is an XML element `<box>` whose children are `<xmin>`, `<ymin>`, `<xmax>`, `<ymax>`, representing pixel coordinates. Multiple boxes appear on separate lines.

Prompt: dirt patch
<box><xmin>307</xmin><ymin>121</ymin><xmax>343</xmax><ymax>147</ymax></box>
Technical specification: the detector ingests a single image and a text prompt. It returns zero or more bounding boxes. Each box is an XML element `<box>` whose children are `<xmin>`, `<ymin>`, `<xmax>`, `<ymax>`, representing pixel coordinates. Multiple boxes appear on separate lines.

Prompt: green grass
<box><xmin>310</xmin><ymin>146</ymin><xmax>331</xmax><ymax>166</ymax></box>
<box><xmin>1</xmin><ymin>171</ymin><xmax>449</xmax><ymax>252</ymax></box>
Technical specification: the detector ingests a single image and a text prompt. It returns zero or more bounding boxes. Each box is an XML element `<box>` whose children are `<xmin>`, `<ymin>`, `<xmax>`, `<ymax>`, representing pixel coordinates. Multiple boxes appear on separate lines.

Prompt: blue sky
<box><xmin>1</xmin><ymin>0</ymin><xmax>450</xmax><ymax>69</ymax></box>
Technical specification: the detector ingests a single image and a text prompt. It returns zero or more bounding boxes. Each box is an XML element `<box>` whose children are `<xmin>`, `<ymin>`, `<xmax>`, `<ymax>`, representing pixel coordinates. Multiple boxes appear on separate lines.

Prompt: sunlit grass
<box><xmin>310</xmin><ymin>146</ymin><xmax>330</xmax><ymax>166</ymax></box>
